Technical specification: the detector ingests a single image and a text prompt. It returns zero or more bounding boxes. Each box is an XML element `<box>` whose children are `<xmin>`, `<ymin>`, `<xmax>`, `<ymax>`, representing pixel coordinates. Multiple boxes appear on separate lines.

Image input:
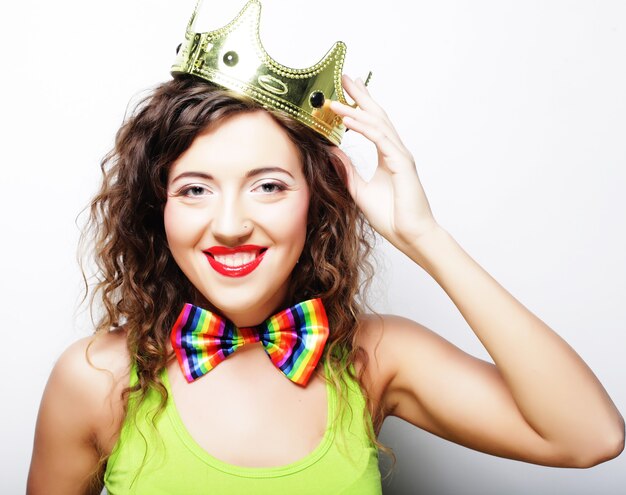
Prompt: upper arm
<box><xmin>27</xmin><ymin>332</ymin><xmax>129</xmax><ymax>495</ymax></box>
<box><xmin>368</xmin><ymin>315</ymin><xmax>565</xmax><ymax>466</ymax></box>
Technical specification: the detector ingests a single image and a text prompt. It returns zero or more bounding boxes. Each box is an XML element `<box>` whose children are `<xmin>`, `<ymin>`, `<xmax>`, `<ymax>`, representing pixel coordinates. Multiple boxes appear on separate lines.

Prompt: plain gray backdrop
<box><xmin>1</xmin><ymin>1</ymin><xmax>624</xmax><ymax>493</ymax></box>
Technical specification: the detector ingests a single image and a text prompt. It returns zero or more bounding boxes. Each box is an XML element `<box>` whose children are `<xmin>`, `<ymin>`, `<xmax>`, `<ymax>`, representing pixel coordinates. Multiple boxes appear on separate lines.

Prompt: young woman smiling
<box><xmin>164</xmin><ymin>110</ymin><xmax>310</xmax><ymax>326</ymax></box>
<box><xmin>27</xmin><ymin>2</ymin><xmax>624</xmax><ymax>493</ymax></box>
<box><xmin>27</xmin><ymin>72</ymin><xmax>624</xmax><ymax>495</ymax></box>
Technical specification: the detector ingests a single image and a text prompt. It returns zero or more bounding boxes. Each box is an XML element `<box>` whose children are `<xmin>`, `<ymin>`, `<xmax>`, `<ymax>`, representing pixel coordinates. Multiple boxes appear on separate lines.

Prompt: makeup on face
<box><xmin>204</xmin><ymin>245</ymin><xmax>268</xmax><ymax>277</ymax></box>
<box><xmin>163</xmin><ymin>110</ymin><xmax>310</xmax><ymax>325</ymax></box>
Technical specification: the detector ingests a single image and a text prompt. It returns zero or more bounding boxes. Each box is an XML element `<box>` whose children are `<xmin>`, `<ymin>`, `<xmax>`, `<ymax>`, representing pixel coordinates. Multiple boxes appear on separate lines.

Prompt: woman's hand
<box><xmin>329</xmin><ymin>75</ymin><xmax>439</xmax><ymax>250</ymax></box>
<box><xmin>332</xmin><ymin>77</ymin><xmax>624</xmax><ymax>467</ymax></box>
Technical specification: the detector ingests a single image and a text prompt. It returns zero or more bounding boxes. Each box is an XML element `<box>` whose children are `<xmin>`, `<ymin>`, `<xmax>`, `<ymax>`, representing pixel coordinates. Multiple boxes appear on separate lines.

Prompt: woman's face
<box><xmin>164</xmin><ymin>110</ymin><xmax>310</xmax><ymax>326</ymax></box>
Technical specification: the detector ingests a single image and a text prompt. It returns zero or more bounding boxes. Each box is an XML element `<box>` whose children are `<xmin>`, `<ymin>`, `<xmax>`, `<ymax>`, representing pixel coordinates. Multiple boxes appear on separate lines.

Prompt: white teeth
<box><xmin>214</xmin><ymin>251</ymin><xmax>260</xmax><ymax>267</ymax></box>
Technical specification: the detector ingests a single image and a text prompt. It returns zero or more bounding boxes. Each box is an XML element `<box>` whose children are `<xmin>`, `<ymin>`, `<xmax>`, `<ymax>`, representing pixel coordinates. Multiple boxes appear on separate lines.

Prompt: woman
<box><xmin>27</xmin><ymin>3</ymin><xmax>624</xmax><ymax>495</ymax></box>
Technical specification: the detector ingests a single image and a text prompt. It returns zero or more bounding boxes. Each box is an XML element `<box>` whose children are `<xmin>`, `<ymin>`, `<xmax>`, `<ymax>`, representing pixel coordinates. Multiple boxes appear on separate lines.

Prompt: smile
<box><xmin>204</xmin><ymin>245</ymin><xmax>268</xmax><ymax>277</ymax></box>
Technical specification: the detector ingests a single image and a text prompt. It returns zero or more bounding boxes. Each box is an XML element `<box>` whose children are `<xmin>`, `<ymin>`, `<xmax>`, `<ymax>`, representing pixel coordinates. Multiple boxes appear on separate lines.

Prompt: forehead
<box><xmin>170</xmin><ymin>110</ymin><xmax>302</xmax><ymax>178</ymax></box>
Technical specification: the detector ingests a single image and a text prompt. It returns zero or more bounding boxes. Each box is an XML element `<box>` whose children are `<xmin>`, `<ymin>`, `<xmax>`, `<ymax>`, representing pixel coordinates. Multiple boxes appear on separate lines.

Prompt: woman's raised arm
<box><xmin>330</xmin><ymin>75</ymin><xmax>624</xmax><ymax>467</ymax></box>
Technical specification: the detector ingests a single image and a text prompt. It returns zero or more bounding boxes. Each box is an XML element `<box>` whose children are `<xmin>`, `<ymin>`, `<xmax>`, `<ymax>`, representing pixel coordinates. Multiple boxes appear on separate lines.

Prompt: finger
<box><xmin>332</xmin><ymin>83</ymin><xmax>406</xmax><ymax>152</ymax></box>
<box><xmin>341</xmin><ymin>75</ymin><xmax>394</xmax><ymax>129</ymax></box>
<box><xmin>331</xmin><ymin>100</ymin><xmax>408</xmax><ymax>157</ymax></box>
<box><xmin>341</xmin><ymin>114</ymin><xmax>411</xmax><ymax>175</ymax></box>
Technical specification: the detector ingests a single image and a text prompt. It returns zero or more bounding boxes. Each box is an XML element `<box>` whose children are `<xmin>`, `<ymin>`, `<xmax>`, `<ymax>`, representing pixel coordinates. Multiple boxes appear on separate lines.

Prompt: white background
<box><xmin>1</xmin><ymin>1</ymin><xmax>625</xmax><ymax>493</ymax></box>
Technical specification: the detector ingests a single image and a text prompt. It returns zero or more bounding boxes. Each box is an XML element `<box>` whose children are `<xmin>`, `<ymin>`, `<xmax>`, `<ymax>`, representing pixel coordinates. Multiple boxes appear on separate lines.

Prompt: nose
<box><xmin>210</xmin><ymin>194</ymin><xmax>252</xmax><ymax>243</ymax></box>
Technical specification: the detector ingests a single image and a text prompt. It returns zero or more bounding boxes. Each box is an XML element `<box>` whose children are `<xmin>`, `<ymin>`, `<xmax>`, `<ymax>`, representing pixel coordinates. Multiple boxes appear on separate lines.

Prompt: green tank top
<box><xmin>104</xmin><ymin>358</ymin><xmax>382</xmax><ymax>494</ymax></box>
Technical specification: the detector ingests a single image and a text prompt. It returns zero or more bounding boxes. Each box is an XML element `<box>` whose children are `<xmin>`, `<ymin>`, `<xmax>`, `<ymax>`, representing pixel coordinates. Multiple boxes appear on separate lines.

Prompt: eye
<box><xmin>179</xmin><ymin>184</ymin><xmax>210</xmax><ymax>197</ymax></box>
<box><xmin>253</xmin><ymin>181</ymin><xmax>287</xmax><ymax>194</ymax></box>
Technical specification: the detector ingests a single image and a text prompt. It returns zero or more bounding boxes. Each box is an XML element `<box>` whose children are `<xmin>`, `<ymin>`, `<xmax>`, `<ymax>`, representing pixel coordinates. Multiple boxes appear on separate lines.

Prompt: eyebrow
<box><xmin>170</xmin><ymin>166</ymin><xmax>295</xmax><ymax>184</ymax></box>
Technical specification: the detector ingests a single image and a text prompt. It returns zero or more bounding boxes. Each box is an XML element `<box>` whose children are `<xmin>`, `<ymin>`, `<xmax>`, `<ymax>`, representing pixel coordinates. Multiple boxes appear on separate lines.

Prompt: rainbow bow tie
<box><xmin>170</xmin><ymin>298</ymin><xmax>329</xmax><ymax>387</ymax></box>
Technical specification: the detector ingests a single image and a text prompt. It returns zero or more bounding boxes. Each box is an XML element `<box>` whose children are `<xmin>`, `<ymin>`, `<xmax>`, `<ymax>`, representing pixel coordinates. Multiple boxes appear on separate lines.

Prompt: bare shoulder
<box><xmin>353</xmin><ymin>313</ymin><xmax>437</xmax><ymax>420</ymax></box>
<box><xmin>355</xmin><ymin>312</ymin><xmax>433</xmax><ymax>355</ymax></box>
<box><xmin>58</xmin><ymin>328</ymin><xmax>129</xmax><ymax>374</ymax></box>
<box><xmin>54</xmin><ymin>329</ymin><xmax>130</xmax><ymax>442</ymax></box>
<box><xmin>355</xmin><ymin>312</ymin><xmax>436</xmax><ymax>370</ymax></box>
<box><xmin>28</xmin><ymin>329</ymin><xmax>130</xmax><ymax>495</ymax></box>
<box><xmin>53</xmin><ymin>329</ymin><xmax>130</xmax><ymax>411</ymax></box>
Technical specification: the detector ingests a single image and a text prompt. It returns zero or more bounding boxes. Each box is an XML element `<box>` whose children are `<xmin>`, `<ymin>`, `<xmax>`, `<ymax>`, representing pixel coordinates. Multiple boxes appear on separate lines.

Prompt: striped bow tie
<box><xmin>170</xmin><ymin>298</ymin><xmax>329</xmax><ymax>387</ymax></box>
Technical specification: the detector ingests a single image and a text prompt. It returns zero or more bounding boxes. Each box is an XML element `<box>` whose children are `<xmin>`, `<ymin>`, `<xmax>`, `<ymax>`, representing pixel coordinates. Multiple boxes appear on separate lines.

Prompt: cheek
<box><xmin>163</xmin><ymin>200</ymin><xmax>206</xmax><ymax>251</ymax></box>
<box><xmin>292</xmin><ymin>194</ymin><xmax>310</xmax><ymax>243</ymax></box>
<box><xmin>284</xmin><ymin>193</ymin><xmax>310</xmax><ymax>250</ymax></box>
<box><xmin>259</xmin><ymin>192</ymin><xmax>309</xmax><ymax>244</ymax></box>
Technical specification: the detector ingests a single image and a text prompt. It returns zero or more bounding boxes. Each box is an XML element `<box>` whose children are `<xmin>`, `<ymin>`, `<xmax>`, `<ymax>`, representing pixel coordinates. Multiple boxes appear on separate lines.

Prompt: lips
<box><xmin>204</xmin><ymin>245</ymin><xmax>268</xmax><ymax>277</ymax></box>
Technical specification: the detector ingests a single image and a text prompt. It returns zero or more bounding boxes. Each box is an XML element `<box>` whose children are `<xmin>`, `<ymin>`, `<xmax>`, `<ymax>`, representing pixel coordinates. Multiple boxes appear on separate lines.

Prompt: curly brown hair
<box><xmin>83</xmin><ymin>74</ymin><xmax>395</xmax><ymax>481</ymax></box>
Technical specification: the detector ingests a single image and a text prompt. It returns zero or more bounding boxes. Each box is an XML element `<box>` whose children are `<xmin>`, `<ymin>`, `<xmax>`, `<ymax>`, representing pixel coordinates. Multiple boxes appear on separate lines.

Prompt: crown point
<box><xmin>243</xmin><ymin>0</ymin><xmax>262</xmax><ymax>17</ymax></box>
<box><xmin>172</xmin><ymin>0</ymin><xmax>366</xmax><ymax>145</ymax></box>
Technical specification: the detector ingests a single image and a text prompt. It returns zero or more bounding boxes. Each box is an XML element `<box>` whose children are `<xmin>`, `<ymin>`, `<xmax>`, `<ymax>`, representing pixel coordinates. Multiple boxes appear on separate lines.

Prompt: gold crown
<box><xmin>171</xmin><ymin>0</ymin><xmax>369</xmax><ymax>145</ymax></box>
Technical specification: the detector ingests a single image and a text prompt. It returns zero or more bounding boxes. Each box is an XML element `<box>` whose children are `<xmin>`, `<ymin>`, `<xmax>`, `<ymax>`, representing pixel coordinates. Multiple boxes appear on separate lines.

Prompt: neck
<box><xmin>194</xmin><ymin>289</ymin><xmax>292</xmax><ymax>328</ymax></box>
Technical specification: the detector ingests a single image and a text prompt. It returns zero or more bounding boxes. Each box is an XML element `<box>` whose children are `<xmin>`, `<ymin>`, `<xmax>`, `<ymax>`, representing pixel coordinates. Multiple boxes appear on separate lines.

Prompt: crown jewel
<box><xmin>171</xmin><ymin>0</ymin><xmax>368</xmax><ymax>145</ymax></box>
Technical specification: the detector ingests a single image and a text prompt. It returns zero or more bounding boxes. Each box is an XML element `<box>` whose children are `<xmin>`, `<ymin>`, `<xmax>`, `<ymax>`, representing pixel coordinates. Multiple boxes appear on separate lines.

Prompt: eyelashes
<box><xmin>253</xmin><ymin>182</ymin><xmax>287</xmax><ymax>194</ymax></box>
<box><xmin>174</xmin><ymin>181</ymin><xmax>288</xmax><ymax>198</ymax></box>
<box><xmin>178</xmin><ymin>184</ymin><xmax>209</xmax><ymax>197</ymax></box>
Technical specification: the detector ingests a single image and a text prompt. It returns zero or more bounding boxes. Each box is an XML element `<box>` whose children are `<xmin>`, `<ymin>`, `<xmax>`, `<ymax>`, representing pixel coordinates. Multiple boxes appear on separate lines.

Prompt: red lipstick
<box><xmin>204</xmin><ymin>245</ymin><xmax>267</xmax><ymax>277</ymax></box>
